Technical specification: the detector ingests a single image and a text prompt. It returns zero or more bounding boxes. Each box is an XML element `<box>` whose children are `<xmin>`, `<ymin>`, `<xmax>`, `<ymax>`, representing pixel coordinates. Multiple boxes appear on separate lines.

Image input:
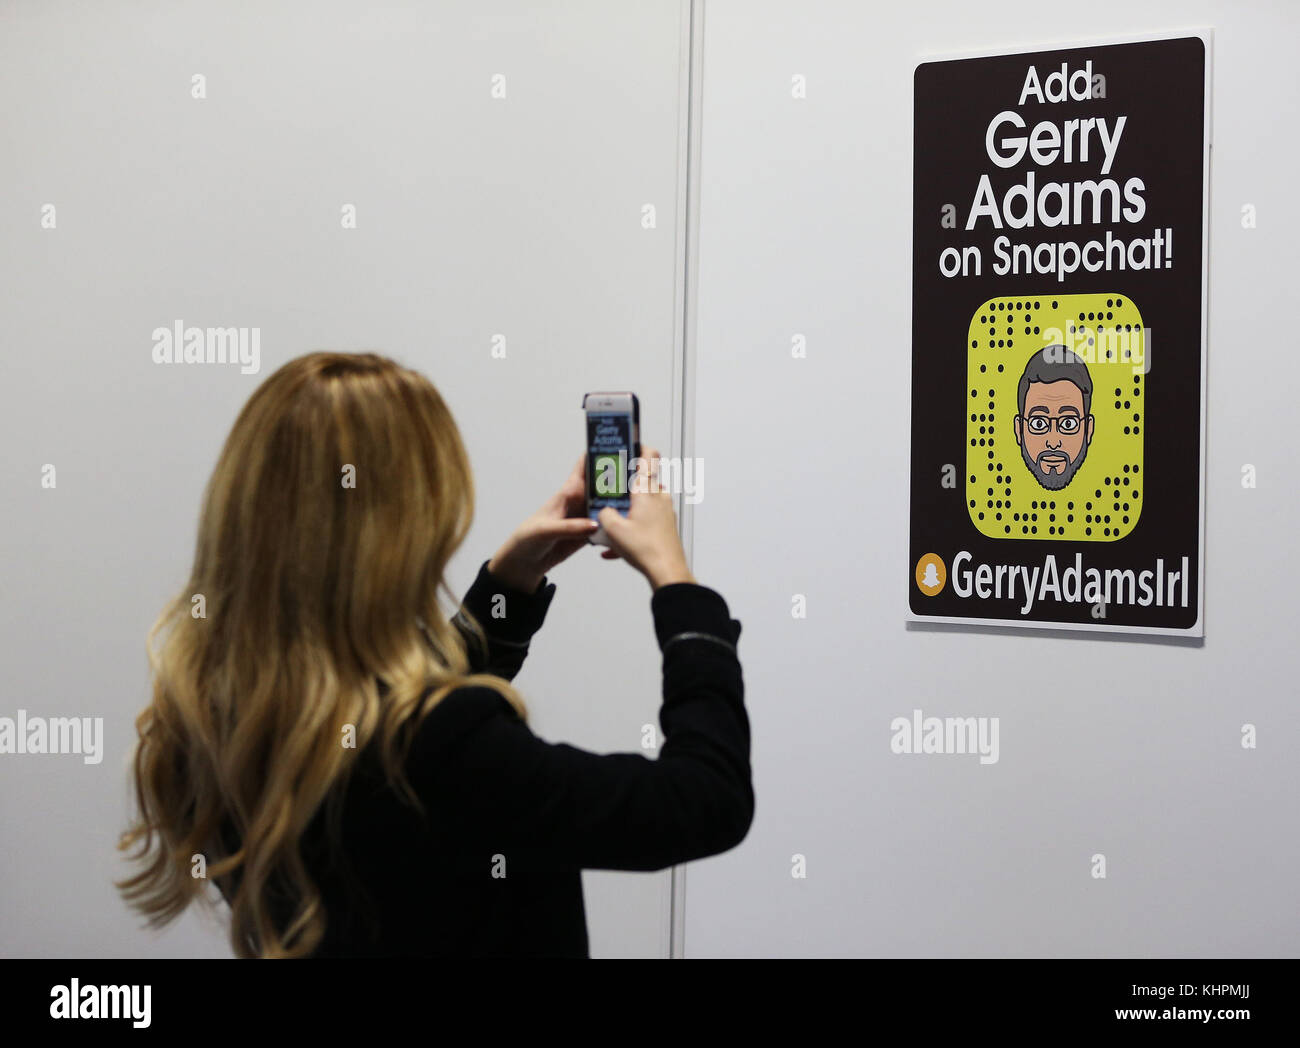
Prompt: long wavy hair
<box><xmin>117</xmin><ymin>351</ymin><xmax>525</xmax><ymax>958</ymax></box>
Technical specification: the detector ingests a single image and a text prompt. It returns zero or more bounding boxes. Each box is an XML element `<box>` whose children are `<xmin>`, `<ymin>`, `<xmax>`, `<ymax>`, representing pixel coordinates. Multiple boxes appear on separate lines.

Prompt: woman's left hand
<box><xmin>486</xmin><ymin>456</ymin><xmax>597</xmax><ymax>592</ymax></box>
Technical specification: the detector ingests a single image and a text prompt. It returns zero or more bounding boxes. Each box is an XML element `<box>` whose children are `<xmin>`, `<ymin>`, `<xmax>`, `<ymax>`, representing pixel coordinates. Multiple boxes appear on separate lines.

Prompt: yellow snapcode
<box><xmin>965</xmin><ymin>293</ymin><xmax>1144</xmax><ymax>542</ymax></box>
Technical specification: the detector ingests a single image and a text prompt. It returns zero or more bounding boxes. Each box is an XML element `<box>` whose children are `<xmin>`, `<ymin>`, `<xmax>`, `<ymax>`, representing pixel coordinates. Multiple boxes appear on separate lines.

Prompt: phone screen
<box><xmin>586</xmin><ymin>410</ymin><xmax>634</xmax><ymax>520</ymax></box>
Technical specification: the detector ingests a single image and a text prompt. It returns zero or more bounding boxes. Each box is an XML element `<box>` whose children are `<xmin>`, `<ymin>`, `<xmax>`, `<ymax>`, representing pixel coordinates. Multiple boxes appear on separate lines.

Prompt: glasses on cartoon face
<box><xmin>1020</xmin><ymin>413</ymin><xmax>1084</xmax><ymax>436</ymax></box>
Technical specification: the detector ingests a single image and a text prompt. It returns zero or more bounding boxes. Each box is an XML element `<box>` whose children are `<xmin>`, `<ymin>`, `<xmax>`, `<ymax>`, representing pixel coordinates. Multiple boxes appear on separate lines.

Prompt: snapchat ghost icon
<box><xmin>915</xmin><ymin>554</ymin><xmax>947</xmax><ymax>596</ymax></box>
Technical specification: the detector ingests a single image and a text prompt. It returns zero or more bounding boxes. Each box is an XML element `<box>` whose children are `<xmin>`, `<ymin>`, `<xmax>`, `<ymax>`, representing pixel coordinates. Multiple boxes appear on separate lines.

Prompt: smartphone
<box><xmin>582</xmin><ymin>392</ymin><xmax>640</xmax><ymax>547</ymax></box>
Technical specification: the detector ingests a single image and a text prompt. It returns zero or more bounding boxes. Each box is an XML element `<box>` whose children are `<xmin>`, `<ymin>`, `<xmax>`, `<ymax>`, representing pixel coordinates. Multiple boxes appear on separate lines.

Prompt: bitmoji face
<box><xmin>965</xmin><ymin>293</ymin><xmax>1144</xmax><ymax>541</ymax></box>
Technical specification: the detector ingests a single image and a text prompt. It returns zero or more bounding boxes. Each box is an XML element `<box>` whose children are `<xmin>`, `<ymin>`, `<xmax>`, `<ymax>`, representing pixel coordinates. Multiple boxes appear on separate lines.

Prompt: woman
<box><xmin>117</xmin><ymin>351</ymin><xmax>751</xmax><ymax>958</ymax></box>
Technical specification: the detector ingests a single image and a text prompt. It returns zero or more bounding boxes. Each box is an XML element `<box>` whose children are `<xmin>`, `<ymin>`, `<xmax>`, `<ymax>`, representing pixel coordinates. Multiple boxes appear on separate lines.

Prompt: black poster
<box><xmin>908</xmin><ymin>32</ymin><xmax>1210</xmax><ymax>636</ymax></box>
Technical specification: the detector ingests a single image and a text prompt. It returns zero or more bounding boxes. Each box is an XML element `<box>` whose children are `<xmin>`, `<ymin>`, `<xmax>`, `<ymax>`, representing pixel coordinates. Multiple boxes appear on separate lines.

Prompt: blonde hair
<box><xmin>117</xmin><ymin>351</ymin><xmax>525</xmax><ymax>958</ymax></box>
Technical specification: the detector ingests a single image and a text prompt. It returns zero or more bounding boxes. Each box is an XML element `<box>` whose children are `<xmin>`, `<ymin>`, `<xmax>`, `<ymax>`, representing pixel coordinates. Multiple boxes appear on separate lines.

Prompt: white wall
<box><xmin>0</xmin><ymin>0</ymin><xmax>689</xmax><ymax>958</ymax></box>
<box><xmin>685</xmin><ymin>0</ymin><xmax>1299</xmax><ymax>956</ymax></box>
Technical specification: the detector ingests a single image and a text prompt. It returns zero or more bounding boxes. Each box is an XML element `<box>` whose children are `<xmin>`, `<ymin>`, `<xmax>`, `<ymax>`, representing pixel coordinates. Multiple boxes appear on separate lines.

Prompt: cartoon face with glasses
<box><xmin>1013</xmin><ymin>345</ymin><xmax>1095</xmax><ymax>492</ymax></box>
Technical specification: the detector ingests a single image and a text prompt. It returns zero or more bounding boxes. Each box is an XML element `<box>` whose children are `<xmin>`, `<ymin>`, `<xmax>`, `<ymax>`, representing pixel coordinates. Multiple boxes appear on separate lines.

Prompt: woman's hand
<box><xmin>597</xmin><ymin>446</ymin><xmax>696</xmax><ymax>591</ymax></box>
<box><xmin>487</xmin><ymin>456</ymin><xmax>598</xmax><ymax>592</ymax></box>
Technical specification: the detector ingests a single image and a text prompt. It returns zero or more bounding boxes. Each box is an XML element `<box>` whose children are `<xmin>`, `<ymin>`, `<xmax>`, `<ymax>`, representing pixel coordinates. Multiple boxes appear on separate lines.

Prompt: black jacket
<box><xmin>219</xmin><ymin>560</ymin><xmax>751</xmax><ymax>957</ymax></box>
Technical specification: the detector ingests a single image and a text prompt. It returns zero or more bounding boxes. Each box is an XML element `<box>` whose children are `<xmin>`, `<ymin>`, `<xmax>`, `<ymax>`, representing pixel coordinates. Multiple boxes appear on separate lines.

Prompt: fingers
<box><xmin>567</xmin><ymin>455</ymin><xmax>586</xmax><ymax>491</ymax></box>
<box><xmin>536</xmin><ymin>517</ymin><xmax>600</xmax><ymax>538</ymax></box>
<box><xmin>550</xmin><ymin>456</ymin><xmax>588</xmax><ymax>517</ymax></box>
<box><xmin>631</xmin><ymin>446</ymin><xmax>666</xmax><ymax>495</ymax></box>
<box><xmin>639</xmin><ymin>446</ymin><xmax>661</xmax><ymax>481</ymax></box>
<box><xmin>551</xmin><ymin>536</ymin><xmax>590</xmax><ymax>559</ymax></box>
<box><xmin>594</xmin><ymin>508</ymin><xmax>624</xmax><ymax>560</ymax></box>
<box><xmin>596</xmin><ymin>507</ymin><xmax>629</xmax><ymax>546</ymax></box>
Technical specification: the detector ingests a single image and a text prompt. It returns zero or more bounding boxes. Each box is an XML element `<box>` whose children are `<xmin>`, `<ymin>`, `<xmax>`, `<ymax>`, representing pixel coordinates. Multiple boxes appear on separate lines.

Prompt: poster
<box><xmin>908</xmin><ymin>31</ymin><xmax>1210</xmax><ymax>636</ymax></box>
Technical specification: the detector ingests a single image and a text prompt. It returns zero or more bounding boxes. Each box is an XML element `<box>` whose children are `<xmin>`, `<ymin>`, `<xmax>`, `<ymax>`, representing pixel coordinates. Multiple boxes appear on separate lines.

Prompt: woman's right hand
<box><xmin>597</xmin><ymin>446</ymin><xmax>697</xmax><ymax>591</ymax></box>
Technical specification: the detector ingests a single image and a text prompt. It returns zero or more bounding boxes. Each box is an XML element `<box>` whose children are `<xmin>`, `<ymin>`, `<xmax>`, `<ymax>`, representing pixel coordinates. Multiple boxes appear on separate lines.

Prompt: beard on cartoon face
<box><xmin>1022</xmin><ymin>437</ymin><xmax>1088</xmax><ymax>490</ymax></box>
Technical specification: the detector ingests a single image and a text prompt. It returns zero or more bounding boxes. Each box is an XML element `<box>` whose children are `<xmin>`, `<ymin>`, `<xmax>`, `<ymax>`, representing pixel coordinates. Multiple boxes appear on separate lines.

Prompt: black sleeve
<box><xmin>409</xmin><ymin>581</ymin><xmax>752</xmax><ymax>873</ymax></box>
<box><xmin>451</xmin><ymin>559</ymin><xmax>557</xmax><ymax>681</ymax></box>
